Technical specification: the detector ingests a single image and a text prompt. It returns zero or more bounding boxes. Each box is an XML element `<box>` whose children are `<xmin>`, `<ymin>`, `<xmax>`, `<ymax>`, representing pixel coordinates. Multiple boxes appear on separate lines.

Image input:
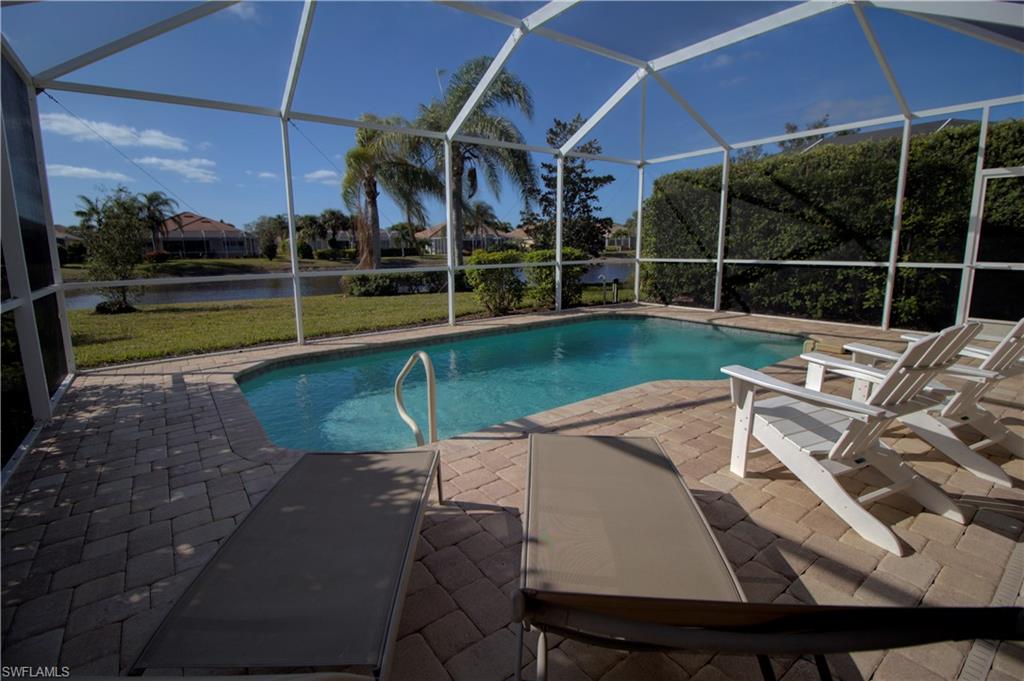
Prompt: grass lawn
<box><xmin>69</xmin><ymin>292</ymin><xmax>486</xmax><ymax>368</ymax></box>
<box><xmin>68</xmin><ymin>284</ymin><xmax>626</xmax><ymax>368</ymax></box>
<box><xmin>61</xmin><ymin>254</ymin><xmax>449</xmax><ymax>282</ymax></box>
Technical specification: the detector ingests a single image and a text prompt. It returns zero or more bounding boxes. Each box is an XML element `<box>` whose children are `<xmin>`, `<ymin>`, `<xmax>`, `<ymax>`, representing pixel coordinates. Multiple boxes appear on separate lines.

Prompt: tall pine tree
<box><xmin>522</xmin><ymin>116</ymin><xmax>614</xmax><ymax>257</ymax></box>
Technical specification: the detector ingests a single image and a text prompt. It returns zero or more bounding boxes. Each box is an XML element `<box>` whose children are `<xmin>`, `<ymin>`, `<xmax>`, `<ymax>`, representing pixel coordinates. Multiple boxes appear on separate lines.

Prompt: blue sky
<box><xmin>3</xmin><ymin>1</ymin><xmax>1021</xmax><ymax>231</ymax></box>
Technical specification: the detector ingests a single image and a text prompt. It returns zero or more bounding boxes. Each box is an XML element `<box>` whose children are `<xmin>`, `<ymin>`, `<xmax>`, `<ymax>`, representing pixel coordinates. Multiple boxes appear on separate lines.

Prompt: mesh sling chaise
<box><xmin>721</xmin><ymin>322</ymin><xmax>982</xmax><ymax>555</ymax></box>
<box><xmin>130</xmin><ymin>449</ymin><xmax>440</xmax><ymax>680</ymax></box>
<box><xmin>514</xmin><ymin>434</ymin><xmax>1023</xmax><ymax>681</ymax></box>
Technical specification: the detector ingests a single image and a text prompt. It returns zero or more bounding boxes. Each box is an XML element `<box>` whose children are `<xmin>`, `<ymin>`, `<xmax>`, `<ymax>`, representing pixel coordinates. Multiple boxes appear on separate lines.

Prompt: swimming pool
<box><xmin>239</xmin><ymin>315</ymin><xmax>804</xmax><ymax>452</ymax></box>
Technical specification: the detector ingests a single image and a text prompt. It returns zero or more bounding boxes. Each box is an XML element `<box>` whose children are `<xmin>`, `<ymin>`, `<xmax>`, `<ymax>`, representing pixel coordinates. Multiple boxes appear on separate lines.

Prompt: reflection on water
<box><xmin>64</xmin><ymin>262</ymin><xmax>634</xmax><ymax>310</ymax></box>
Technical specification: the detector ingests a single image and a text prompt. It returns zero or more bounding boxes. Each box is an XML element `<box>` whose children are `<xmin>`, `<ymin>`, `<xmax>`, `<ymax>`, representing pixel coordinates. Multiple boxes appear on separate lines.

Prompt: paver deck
<box><xmin>3</xmin><ymin>304</ymin><xmax>1022</xmax><ymax>680</ymax></box>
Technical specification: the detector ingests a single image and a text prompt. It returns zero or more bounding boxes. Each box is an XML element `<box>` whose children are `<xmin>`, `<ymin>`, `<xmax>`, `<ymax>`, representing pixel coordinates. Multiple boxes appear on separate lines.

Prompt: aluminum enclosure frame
<box><xmin>1</xmin><ymin>0</ymin><xmax>1022</xmax><ymax>467</ymax></box>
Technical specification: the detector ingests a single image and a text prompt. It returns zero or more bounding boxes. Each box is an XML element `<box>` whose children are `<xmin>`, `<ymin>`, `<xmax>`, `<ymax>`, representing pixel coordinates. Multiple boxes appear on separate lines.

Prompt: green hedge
<box><xmin>465</xmin><ymin>250</ymin><xmax>526</xmax><ymax>315</ymax></box>
<box><xmin>640</xmin><ymin>119</ymin><xmax>1023</xmax><ymax>329</ymax></box>
<box><xmin>523</xmin><ymin>248</ymin><xmax>588</xmax><ymax>308</ymax></box>
<box><xmin>346</xmin><ymin>271</ymin><xmax>447</xmax><ymax>296</ymax></box>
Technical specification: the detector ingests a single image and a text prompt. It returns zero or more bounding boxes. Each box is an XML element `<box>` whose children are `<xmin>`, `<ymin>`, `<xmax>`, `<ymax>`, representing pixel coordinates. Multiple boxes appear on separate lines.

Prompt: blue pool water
<box><xmin>239</xmin><ymin>316</ymin><xmax>803</xmax><ymax>452</ymax></box>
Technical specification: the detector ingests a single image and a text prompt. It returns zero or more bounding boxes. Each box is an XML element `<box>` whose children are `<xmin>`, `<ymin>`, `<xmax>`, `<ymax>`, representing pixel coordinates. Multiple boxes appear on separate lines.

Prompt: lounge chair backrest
<box><xmin>828</xmin><ymin>322</ymin><xmax>980</xmax><ymax>462</ymax></box>
<box><xmin>867</xmin><ymin>322</ymin><xmax>982</xmax><ymax>408</ymax></box>
<box><xmin>978</xmin><ymin>317</ymin><xmax>1024</xmax><ymax>374</ymax></box>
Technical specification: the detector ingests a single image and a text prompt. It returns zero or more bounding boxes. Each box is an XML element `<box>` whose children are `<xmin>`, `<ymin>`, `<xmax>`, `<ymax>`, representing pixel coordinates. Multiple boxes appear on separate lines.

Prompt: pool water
<box><xmin>239</xmin><ymin>316</ymin><xmax>803</xmax><ymax>452</ymax></box>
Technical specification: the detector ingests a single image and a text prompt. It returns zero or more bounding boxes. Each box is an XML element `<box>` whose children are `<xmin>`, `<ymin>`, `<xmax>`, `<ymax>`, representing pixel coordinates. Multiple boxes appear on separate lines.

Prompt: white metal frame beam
<box><xmin>851</xmin><ymin>2</ymin><xmax>912</xmax><ymax>118</ymax></box>
<box><xmin>560</xmin><ymin>67</ymin><xmax>646</xmax><ymax>155</ymax></box>
<box><xmin>446</xmin><ymin>1</ymin><xmax>578</xmax><ymax>139</ymax></box>
<box><xmin>33</xmin><ymin>1</ymin><xmax>239</xmax><ymax>83</ymax></box>
<box><xmin>868</xmin><ymin>1</ymin><xmax>1024</xmax><ymax>55</ymax></box>
<box><xmin>282</xmin><ymin>0</ymin><xmax>317</xmax><ymax>117</ymax></box>
<box><xmin>881</xmin><ymin>118</ymin><xmax>912</xmax><ymax>329</ymax></box>
<box><xmin>648</xmin><ymin>1</ymin><xmax>848</xmax><ymax>73</ymax></box>
<box><xmin>649</xmin><ymin>72</ymin><xmax>731</xmax><ymax>150</ymax></box>
<box><xmin>1</xmin><ymin>117</ymin><xmax>51</xmax><ymax>421</ymax></box>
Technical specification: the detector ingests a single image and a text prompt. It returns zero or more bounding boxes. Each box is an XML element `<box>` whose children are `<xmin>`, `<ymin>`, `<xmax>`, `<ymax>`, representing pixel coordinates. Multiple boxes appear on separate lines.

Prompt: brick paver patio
<box><xmin>2</xmin><ymin>304</ymin><xmax>1022</xmax><ymax>680</ymax></box>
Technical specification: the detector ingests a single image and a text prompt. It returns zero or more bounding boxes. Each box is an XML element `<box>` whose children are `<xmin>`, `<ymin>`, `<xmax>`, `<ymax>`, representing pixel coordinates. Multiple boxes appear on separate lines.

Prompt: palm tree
<box><xmin>342</xmin><ymin>114</ymin><xmax>440</xmax><ymax>268</ymax></box>
<box><xmin>319</xmin><ymin>208</ymin><xmax>352</xmax><ymax>245</ymax></box>
<box><xmin>74</xmin><ymin>195</ymin><xmax>103</xmax><ymax>230</ymax></box>
<box><xmin>465</xmin><ymin>200</ymin><xmax>500</xmax><ymax>251</ymax></box>
<box><xmin>138</xmin><ymin>191</ymin><xmax>181</xmax><ymax>251</ymax></box>
<box><xmin>415</xmin><ymin>57</ymin><xmax>537</xmax><ymax>264</ymax></box>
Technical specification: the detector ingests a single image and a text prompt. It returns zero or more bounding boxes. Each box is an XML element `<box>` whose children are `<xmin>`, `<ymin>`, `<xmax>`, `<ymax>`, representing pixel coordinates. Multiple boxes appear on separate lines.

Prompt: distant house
<box><xmin>159</xmin><ymin>212</ymin><xmax>259</xmax><ymax>258</ymax></box>
<box><xmin>415</xmin><ymin>222</ymin><xmax>525</xmax><ymax>255</ymax></box>
<box><xmin>53</xmin><ymin>225</ymin><xmax>83</xmax><ymax>247</ymax></box>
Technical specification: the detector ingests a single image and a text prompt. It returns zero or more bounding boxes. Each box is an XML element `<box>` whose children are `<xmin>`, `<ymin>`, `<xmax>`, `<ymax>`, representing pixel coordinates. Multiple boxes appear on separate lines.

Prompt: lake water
<box><xmin>64</xmin><ymin>262</ymin><xmax>634</xmax><ymax>310</ymax></box>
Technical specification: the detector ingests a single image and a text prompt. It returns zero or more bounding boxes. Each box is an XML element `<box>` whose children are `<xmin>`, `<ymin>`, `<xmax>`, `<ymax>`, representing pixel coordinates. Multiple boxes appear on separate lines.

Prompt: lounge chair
<box><xmin>130</xmin><ymin>449</ymin><xmax>440</xmax><ymax>680</ymax></box>
<box><xmin>513</xmin><ymin>434</ymin><xmax>1021</xmax><ymax>681</ymax></box>
<box><xmin>838</xmin><ymin>318</ymin><xmax>1024</xmax><ymax>484</ymax></box>
<box><xmin>721</xmin><ymin>322</ymin><xmax>981</xmax><ymax>555</ymax></box>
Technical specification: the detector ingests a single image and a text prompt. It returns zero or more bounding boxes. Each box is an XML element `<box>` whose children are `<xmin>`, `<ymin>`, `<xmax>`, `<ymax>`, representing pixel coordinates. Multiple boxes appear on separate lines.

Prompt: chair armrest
<box><xmin>721</xmin><ymin>365</ymin><xmax>894</xmax><ymax>420</ymax></box>
<box><xmin>959</xmin><ymin>345</ymin><xmax>995</xmax><ymax>361</ymax></box>
<box><xmin>801</xmin><ymin>352</ymin><xmax>888</xmax><ymax>383</ymax></box>
<box><xmin>842</xmin><ymin>343</ymin><xmax>902</xmax><ymax>363</ymax></box>
<box><xmin>900</xmin><ymin>332</ymin><xmax>927</xmax><ymax>343</ymax></box>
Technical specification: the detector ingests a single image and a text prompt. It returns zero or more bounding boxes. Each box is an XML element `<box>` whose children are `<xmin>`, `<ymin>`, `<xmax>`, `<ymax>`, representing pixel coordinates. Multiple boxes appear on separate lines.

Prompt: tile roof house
<box><xmin>159</xmin><ymin>212</ymin><xmax>259</xmax><ymax>258</ymax></box>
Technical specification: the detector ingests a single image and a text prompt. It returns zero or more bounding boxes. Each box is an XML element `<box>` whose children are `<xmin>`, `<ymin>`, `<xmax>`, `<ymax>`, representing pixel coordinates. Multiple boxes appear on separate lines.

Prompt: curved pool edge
<box><xmin>123</xmin><ymin>304</ymin><xmax>900</xmax><ymax>467</ymax></box>
<box><xmin>231</xmin><ymin>306</ymin><xmax>808</xmax><ymax>385</ymax></box>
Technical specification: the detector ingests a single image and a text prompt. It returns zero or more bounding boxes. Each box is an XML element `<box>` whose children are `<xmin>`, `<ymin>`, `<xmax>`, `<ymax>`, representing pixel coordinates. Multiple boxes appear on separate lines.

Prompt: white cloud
<box><xmin>40</xmin><ymin>112</ymin><xmax>187</xmax><ymax>151</ymax></box>
<box><xmin>134</xmin><ymin>157</ymin><xmax>219</xmax><ymax>183</ymax></box>
<box><xmin>226</xmin><ymin>2</ymin><xmax>258</xmax><ymax>20</ymax></box>
<box><xmin>257</xmin><ymin>171</ymin><xmax>277</xmax><ymax>180</ymax></box>
<box><xmin>304</xmin><ymin>169</ymin><xmax>340</xmax><ymax>185</ymax></box>
<box><xmin>703</xmin><ymin>54</ymin><xmax>734</xmax><ymax>70</ymax></box>
<box><xmin>47</xmin><ymin>164</ymin><xmax>132</xmax><ymax>182</ymax></box>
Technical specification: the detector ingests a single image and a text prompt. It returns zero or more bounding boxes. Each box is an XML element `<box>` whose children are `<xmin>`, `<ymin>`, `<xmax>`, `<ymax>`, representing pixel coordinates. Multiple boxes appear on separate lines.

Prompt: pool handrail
<box><xmin>394</xmin><ymin>351</ymin><xmax>437</xmax><ymax>447</ymax></box>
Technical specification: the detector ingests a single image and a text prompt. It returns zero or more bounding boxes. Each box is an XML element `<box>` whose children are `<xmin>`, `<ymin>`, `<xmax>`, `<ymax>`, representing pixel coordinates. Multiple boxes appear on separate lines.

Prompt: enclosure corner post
<box><xmin>955</xmin><ymin>105</ymin><xmax>991</xmax><ymax>325</ymax></box>
<box><xmin>444</xmin><ymin>138</ymin><xmax>456</xmax><ymax>326</ymax></box>
<box><xmin>279</xmin><ymin>117</ymin><xmax>305</xmax><ymax>344</ymax></box>
<box><xmin>713</xmin><ymin>149</ymin><xmax>730</xmax><ymax>312</ymax></box>
<box><xmin>881</xmin><ymin>116</ymin><xmax>912</xmax><ymax>330</ymax></box>
<box><xmin>554</xmin><ymin>155</ymin><xmax>564</xmax><ymax>311</ymax></box>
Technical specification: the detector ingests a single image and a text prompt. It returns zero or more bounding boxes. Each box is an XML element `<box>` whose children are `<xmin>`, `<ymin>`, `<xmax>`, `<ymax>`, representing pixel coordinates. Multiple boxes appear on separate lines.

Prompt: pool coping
<box><xmin>232</xmin><ymin>307</ymin><xmax>809</xmax><ymax>384</ymax></box>
<box><xmin>68</xmin><ymin>305</ymin><xmax>901</xmax><ymax>468</ymax></box>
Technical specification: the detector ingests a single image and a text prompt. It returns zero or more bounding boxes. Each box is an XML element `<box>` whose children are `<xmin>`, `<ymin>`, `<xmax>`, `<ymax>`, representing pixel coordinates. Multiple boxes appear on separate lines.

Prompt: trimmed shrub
<box><xmin>523</xmin><ymin>247</ymin><xmax>587</xmax><ymax>308</ymax></box>
<box><xmin>465</xmin><ymin>250</ymin><xmax>525</xmax><ymax>315</ymax></box>
<box><xmin>298</xmin><ymin>242</ymin><xmax>314</xmax><ymax>259</ymax></box>
<box><xmin>346</xmin><ymin>271</ymin><xmax>448</xmax><ymax>297</ymax></box>
<box><xmin>60</xmin><ymin>240</ymin><xmax>87</xmax><ymax>265</ymax></box>
<box><xmin>314</xmin><ymin>247</ymin><xmax>356</xmax><ymax>262</ymax></box>
<box><xmin>143</xmin><ymin>250</ymin><xmax>171</xmax><ymax>264</ymax></box>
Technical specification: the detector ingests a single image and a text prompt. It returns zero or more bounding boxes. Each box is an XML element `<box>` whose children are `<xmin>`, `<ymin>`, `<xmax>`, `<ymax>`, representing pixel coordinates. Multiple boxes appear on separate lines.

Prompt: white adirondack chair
<box><xmin>722</xmin><ymin>322</ymin><xmax>981</xmax><ymax>556</ymax></box>
<box><xmin>832</xmin><ymin>318</ymin><xmax>1024</xmax><ymax>488</ymax></box>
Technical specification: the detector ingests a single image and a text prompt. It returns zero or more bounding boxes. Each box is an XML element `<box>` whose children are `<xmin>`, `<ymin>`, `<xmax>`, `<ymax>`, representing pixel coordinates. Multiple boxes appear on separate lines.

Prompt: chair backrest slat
<box><xmin>829</xmin><ymin>322</ymin><xmax>981</xmax><ymax>462</ymax></box>
<box><xmin>869</xmin><ymin>323</ymin><xmax>981</xmax><ymax>408</ymax></box>
<box><xmin>979</xmin><ymin>318</ymin><xmax>1024</xmax><ymax>374</ymax></box>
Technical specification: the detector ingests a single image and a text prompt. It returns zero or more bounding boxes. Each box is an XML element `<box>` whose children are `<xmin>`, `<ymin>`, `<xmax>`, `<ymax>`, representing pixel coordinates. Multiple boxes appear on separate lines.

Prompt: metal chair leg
<box><xmin>514</xmin><ymin>623</ymin><xmax>524</xmax><ymax>681</ymax></box>
<box><xmin>537</xmin><ymin>629</ymin><xmax>548</xmax><ymax>681</ymax></box>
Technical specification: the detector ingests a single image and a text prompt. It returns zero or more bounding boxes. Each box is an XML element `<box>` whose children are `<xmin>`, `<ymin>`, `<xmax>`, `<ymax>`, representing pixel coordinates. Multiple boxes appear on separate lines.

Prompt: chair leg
<box><xmin>971</xmin><ymin>412</ymin><xmax>1024</xmax><ymax>458</ymax></box>
<box><xmin>767</xmin><ymin>438</ymin><xmax>905</xmax><ymax>555</ymax></box>
<box><xmin>536</xmin><ymin>629</ymin><xmax>548</xmax><ymax>681</ymax></box>
<box><xmin>814</xmin><ymin>655</ymin><xmax>833</xmax><ymax>681</ymax></box>
<box><xmin>514</xmin><ymin>623</ymin><xmax>524</xmax><ymax>681</ymax></box>
<box><xmin>866</xmin><ymin>446</ymin><xmax>966</xmax><ymax>524</ymax></box>
<box><xmin>757</xmin><ymin>655</ymin><xmax>776</xmax><ymax>681</ymax></box>
<box><xmin>901</xmin><ymin>411</ymin><xmax>1013</xmax><ymax>488</ymax></box>
<box><xmin>731</xmin><ymin>385</ymin><xmax>756</xmax><ymax>478</ymax></box>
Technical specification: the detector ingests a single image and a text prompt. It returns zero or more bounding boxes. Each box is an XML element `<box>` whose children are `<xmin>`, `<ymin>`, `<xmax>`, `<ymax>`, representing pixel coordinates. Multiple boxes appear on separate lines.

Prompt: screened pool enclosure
<box><xmin>2</xmin><ymin>1</ymin><xmax>1022</xmax><ymax>461</ymax></box>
